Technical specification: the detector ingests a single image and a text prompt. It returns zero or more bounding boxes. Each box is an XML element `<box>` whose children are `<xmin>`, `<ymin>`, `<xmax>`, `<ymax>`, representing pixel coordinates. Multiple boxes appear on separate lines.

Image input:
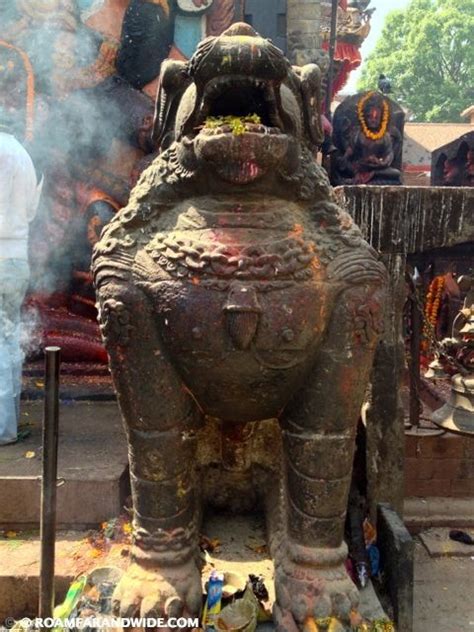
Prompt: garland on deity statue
<box><xmin>422</xmin><ymin>275</ymin><xmax>445</xmax><ymax>350</ymax></box>
<box><xmin>357</xmin><ymin>91</ymin><xmax>389</xmax><ymax>141</ymax></box>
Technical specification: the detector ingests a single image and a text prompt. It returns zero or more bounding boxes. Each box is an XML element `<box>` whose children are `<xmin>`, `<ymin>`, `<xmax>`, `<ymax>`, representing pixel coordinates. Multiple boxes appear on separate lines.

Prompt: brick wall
<box><xmin>403</xmin><ymin>170</ymin><xmax>430</xmax><ymax>187</ymax></box>
<box><xmin>405</xmin><ymin>432</ymin><xmax>474</xmax><ymax>498</ymax></box>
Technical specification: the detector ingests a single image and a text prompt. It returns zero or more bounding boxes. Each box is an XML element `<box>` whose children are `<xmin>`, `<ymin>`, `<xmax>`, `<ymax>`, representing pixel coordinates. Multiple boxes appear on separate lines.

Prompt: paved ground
<box><xmin>1</xmin><ymin>401</ymin><xmax>473</xmax><ymax>629</ymax></box>
<box><xmin>1</xmin><ymin>516</ymin><xmax>474</xmax><ymax>629</ymax></box>
<box><xmin>414</xmin><ymin>538</ymin><xmax>474</xmax><ymax>632</ymax></box>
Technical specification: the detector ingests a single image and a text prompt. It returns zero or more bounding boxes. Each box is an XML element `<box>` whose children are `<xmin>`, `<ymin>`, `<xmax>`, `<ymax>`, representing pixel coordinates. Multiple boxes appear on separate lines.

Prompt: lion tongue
<box><xmin>222</xmin><ymin>160</ymin><xmax>263</xmax><ymax>184</ymax></box>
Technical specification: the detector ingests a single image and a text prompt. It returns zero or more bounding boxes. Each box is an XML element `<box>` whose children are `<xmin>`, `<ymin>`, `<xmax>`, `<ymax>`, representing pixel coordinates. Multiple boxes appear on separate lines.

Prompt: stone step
<box><xmin>22</xmin><ymin>366</ymin><xmax>115</xmax><ymax>401</ymax></box>
<box><xmin>418</xmin><ymin>527</ymin><xmax>474</xmax><ymax>557</ymax></box>
<box><xmin>0</xmin><ymin>401</ymin><xmax>128</xmax><ymax>529</ymax></box>
<box><xmin>404</xmin><ymin>497</ymin><xmax>474</xmax><ymax>531</ymax></box>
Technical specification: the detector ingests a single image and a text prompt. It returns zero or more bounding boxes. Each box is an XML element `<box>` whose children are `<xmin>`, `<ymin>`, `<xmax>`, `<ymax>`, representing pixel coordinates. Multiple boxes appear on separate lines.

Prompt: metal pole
<box><xmin>409</xmin><ymin>295</ymin><xmax>421</xmax><ymax>427</ymax></box>
<box><xmin>325</xmin><ymin>0</ymin><xmax>339</xmax><ymax>120</ymax></box>
<box><xmin>39</xmin><ymin>346</ymin><xmax>61</xmax><ymax>618</ymax></box>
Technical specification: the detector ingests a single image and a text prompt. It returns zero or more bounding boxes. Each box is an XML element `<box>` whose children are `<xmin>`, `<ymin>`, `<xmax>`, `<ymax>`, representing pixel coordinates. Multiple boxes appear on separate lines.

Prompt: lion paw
<box><xmin>274</xmin><ymin>559</ymin><xmax>359</xmax><ymax>631</ymax></box>
<box><xmin>112</xmin><ymin>560</ymin><xmax>202</xmax><ymax>626</ymax></box>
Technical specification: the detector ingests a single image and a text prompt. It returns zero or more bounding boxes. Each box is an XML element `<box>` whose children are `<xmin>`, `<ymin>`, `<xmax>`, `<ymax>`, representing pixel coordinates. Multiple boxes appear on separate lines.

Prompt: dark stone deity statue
<box><xmin>93</xmin><ymin>23</ymin><xmax>387</xmax><ymax>630</ymax></box>
<box><xmin>330</xmin><ymin>90</ymin><xmax>404</xmax><ymax>186</ymax></box>
<box><xmin>431</xmin><ymin>131</ymin><xmax>474</xmax><ymax>187</ymax></box>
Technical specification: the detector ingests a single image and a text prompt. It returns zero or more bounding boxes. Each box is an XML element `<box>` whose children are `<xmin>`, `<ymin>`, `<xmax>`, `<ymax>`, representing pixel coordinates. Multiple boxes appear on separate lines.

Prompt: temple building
<box><xmin>403</xmin><ymin>114</ymin><xmax>473</xmax><ymax>186</ymax></box>
<box><xmin>1</xmin><ymin>1</ymin><xmax>372</xmax><ymax>138</ymax></box>
<box><xmin>246</xmin><ymin>0</ymin><xmax>372</xmax><ymax>97</ymax></box>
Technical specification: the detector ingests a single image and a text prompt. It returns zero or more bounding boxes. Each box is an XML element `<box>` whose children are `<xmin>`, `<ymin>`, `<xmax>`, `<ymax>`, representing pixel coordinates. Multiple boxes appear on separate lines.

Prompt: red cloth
<box><xmin>321</xmin><ymin>113</ymin><xmax>333</xmax><ymax>136</ymax></box>
<box><xmin>322</xmin><ymin>40</ymin><xmax>362</xmax><ymax>97</ymax></box>
<box><xmin>339</xmin><ymin>0</ymin><xmax>348</xmax><ymax>10</ymax></box>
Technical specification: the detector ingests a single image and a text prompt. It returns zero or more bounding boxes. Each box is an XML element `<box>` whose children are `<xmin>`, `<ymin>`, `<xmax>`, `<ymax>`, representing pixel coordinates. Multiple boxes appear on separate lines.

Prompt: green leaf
<box><xmin>53</xmin><ymin>575</ymin><xmax>88</xmax><ymax>631</ymax></box>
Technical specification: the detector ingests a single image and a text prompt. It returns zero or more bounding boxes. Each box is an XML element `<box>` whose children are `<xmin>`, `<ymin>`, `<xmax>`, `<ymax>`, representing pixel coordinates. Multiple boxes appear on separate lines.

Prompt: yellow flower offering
<box><xmin>204</xmin><ymin>114</ymin><xmax>262</xmax><ymax>136</ymax></box>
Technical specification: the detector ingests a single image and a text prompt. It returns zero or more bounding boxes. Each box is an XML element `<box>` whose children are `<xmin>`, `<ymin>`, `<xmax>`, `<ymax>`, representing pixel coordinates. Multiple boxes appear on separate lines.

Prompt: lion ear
<box><xmin>293</xmin><ymin>63</ymin><xmax>324</xmax><ymax>150</ymax></box>
<box><xmin>152</xmin><ymin>60</ymin><xmax>191</xmax><ymax>150</ymax></box>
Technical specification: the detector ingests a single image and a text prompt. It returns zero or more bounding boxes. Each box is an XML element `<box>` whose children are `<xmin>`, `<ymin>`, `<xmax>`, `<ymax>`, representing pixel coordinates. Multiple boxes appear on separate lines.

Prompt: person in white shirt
<box><xmin>0</xmin><ymin>117</ymin><xmax>42</xmax><ymax>445</ymax></box>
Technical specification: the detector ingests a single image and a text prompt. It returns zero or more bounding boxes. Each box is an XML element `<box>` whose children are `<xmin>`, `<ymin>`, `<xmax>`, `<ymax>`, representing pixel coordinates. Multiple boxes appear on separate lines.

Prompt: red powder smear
<box><xmin>339</xmin><ymin>365</ymin><xmax>356</xmax><ymax>399</ymax></box>
<box><xmin>339</xmin><ymin>213</ymin><xmax>353</xmax><ymax>229</ymax></box>
<box><xmin>210</xmin><ymin>229</ymin><xmax>246</xmax><ymax>250</ymax></box>
<box><xmin>239</xmin><ymin>160</ymin><xmax>261</xmax><ymax>181</ymax></box>
<box><xmin>289</xmin><ymin>224</ymin><xmax>304</xmax><ymax>238</ymax></box>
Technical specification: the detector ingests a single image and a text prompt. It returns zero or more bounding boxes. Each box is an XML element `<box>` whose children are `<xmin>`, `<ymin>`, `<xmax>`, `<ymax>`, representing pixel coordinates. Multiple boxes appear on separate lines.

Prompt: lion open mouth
<box><xmin>189</xmin><ymin>75</ymin><xmax>293</xmax><ymax>184</ymax></box>
<box><xmin>194</xmin><ymin>76</ymin><xmax>288</xmax><ymax>138</ymax></box>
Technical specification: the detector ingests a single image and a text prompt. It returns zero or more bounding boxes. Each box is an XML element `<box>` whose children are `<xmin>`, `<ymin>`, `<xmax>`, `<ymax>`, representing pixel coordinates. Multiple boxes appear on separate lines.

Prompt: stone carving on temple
<box><xmin>431</xmin><ymin>131</ymin><xmax>474</xmax><ymax>187</ymax></box>
<box><xmin>92</xmin><ymin>23</ymin><xmax>387</xmax><ymax>630</ymax></box>
<box><xmin>330</xmin><ymin>90</ymin><xmax>405</xmax><ymax>186</ymax></box>
<box><xmin>0</xmin><ymin>0</ymin><xmax>242</xmax><ymax>363</ymax></box>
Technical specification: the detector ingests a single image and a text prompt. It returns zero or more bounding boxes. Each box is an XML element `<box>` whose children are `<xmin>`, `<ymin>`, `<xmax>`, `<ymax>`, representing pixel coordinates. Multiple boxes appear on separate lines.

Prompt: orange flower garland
<box><xmin>0</xmin><ymin>40</ymin><xmax>35</xmax><ymax>141</ymax></box>
<box><xmin>423</xmin><ymin>275</ymin><xmax>445</xmax><ymax>346</ymax></box>
<box><xmin>357</xmin><ymin>91</ymin><xmax>390</xmax><ymax>141</ymax></box>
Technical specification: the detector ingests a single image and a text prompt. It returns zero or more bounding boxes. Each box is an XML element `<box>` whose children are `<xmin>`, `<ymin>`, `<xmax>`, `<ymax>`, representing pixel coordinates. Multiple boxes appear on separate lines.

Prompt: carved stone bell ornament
<box><xmin>432</xmin><ymin>374</ymin><xmax>474</xmax><ymax>436</ymax></box>
<box><xmin>431</xmin><ymin>275</ymin><xmax>474</xmax><ymax>436</ymax></box>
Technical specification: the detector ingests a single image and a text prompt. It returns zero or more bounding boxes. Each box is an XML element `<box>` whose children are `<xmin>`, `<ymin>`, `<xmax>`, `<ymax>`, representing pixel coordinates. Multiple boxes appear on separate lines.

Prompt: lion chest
<box><xmin>137</xmin><ymin>215</ymin><xmax>338</xmax><ymax>420</ymax></box>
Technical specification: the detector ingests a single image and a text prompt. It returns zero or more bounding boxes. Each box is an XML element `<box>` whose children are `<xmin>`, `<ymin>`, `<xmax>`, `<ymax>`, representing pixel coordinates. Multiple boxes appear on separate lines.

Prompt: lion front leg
<box><xmin>96</xmin><ymin>279</ymin><xmax>202</xmax><ymax>625</ymax></box>
<box><xmin>274</xmin><ymin>284</ymin><xmax>385</xmax><ymax>631</ymax></box>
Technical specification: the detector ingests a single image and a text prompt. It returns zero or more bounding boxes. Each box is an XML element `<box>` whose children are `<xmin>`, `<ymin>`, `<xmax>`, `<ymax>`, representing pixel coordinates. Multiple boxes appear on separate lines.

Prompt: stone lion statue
<box><xmin>93</xmin><ymin>22</ymin><xmax>386</xmax><ymax>631</ymax></box>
